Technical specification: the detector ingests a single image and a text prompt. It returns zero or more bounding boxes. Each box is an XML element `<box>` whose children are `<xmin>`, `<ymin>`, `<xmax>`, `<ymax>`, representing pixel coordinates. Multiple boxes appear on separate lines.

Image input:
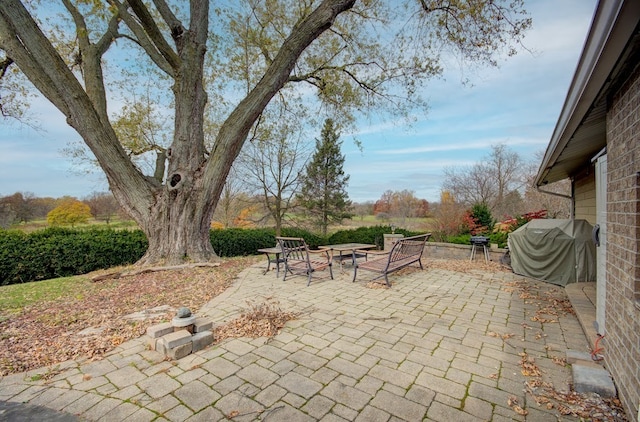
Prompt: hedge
<box><xmin>0</xmin><ymin>225</ymin><xmax>409</xmax><ymax>285</ymax></box>
<box><xmin>0</xmin><ymin>227</ymin><xmax>147</xmax><ymax>285</ymax></box>
<box><xmin>327</xmin><ymin>225</ymin><xmax>420</xmax><ymax>249</ymax></box>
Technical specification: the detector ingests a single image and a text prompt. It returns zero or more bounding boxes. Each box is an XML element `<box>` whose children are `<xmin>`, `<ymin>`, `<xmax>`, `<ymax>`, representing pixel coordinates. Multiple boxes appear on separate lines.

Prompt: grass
<box><xmin>331</xmin><ymin>216</ymin><xmax>436</xmax><ymax>233</ymax></box>
<box><xmin>9</xmin><ymin>217</ymin><xmax>139</xmax><ymax>233</ymax></box>
<box><xmin>0</xmin><ymin>275</ymin><xmax>89</xmax><ymax>319</ymax></box>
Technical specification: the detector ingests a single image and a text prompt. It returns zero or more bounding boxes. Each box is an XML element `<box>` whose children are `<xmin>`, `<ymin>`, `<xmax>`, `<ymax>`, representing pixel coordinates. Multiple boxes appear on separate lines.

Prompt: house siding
<box><xmin>574</xmin><ymin>171</ymin><xmax>596</xmax><ymax>224</ymax></box>
<box><xmin>605</xmin><ymin>64</ymin><xmax>640</xmax><ymax>419</ymax></box>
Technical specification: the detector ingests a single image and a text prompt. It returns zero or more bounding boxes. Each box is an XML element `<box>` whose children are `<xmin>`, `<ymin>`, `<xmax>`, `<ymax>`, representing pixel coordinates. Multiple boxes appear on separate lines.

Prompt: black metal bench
<box><xmin>352</xmin><ymin>233</ymin><xmax>431</xmax><ymax>286</ymax></box>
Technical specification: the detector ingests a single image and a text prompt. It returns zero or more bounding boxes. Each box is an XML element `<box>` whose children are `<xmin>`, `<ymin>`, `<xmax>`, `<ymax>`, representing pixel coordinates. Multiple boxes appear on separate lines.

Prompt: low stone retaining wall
<box><xmin>425</xmin><ymin>241</ymin><xmax>507</xmax><ymax>263</ymax></box>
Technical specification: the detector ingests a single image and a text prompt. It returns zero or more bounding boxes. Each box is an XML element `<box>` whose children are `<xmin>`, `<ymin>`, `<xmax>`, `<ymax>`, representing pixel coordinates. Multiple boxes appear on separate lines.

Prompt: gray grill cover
<box><xmin>508</xmin><ymin>219</ymin><xmax>596</xmax><ymax>286</ymax></box>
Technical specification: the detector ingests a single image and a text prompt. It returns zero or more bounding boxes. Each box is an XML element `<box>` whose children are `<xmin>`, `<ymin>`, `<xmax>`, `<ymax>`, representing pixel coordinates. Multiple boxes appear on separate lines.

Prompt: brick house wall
<box><xmin>604</xmin><ymin>64</ymin><xmax>640</xmax><ymax>419</ymax></box>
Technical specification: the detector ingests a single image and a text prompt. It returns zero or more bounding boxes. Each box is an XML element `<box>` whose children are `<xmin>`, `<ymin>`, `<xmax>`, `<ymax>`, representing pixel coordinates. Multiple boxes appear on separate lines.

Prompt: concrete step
<box><xmin>566</xmin><ymin>350</ymin><xmax>617</xmax><ymax>398</ymax></box>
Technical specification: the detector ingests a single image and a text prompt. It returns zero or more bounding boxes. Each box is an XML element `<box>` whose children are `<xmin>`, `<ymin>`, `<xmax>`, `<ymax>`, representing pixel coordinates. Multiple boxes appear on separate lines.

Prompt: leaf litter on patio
<box><xmin>500</xmin><ymin>280</ymin><xmax>627</xmax><ymax>420</ymax></box>
<box><xmin>214</xmin><ymin>297</ymin><xmax>299</xmax><ymax>341</ymax></box>
<box><xmin>428</xmin><ymin>259</ymin><xmax>628</xmax><ymax>420</ymax></box>
<box><xmin>0</xmin><ymin>256</ymin><xmax>631</xmax><ymax>420</ymax></box>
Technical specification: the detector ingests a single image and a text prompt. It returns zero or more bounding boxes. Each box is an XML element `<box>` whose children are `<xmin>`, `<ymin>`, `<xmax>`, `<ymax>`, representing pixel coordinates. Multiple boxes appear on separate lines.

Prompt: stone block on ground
<box><xmin>147</xmin><ymin>337</ymin><xmax>158</xmax><ymax>351</ymax></box>
<box><xmin>192</xmin><ymin>331</ymin><xmax>214</xmax><ymax>352</ymax></box>
<box><xmin>161</xmin><ymin>330</ymin><xmax>192</xmax><ymax>349</ymax></box>
<box><xmin>572</xmin><ymin>363</ymin><xmax>617</xmax><ymax>397</ymax></box>
<box><xmin>146</xmin><ymin>322</ymin><xmax>174</xmax><ymax>339</ymax></box>
<box><xmin>565</xmin><ymin>350</ymin><xmax>603</xmax><ymax>369</ymax></box>
<box><xmin>194</xmin><ymin>318</ymin><xmax>213</xmax><ymax>333</ymax></box>
<box><xmin>168</xmin><ymin>342</ymin><xmax>193</xmax><ymax>360</ymax></box>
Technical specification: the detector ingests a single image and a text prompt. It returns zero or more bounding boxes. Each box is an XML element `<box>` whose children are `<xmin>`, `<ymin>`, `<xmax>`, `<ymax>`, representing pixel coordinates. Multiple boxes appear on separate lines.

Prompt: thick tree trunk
<box><xmin>137</xmin><ymin>189</ymin><xmax>216</xmax><ymax>266</ymax></box>
<box><xmin>135</xmin><ymin>1</ymin><xmax>214</xmax><ymax>266</ymax></box>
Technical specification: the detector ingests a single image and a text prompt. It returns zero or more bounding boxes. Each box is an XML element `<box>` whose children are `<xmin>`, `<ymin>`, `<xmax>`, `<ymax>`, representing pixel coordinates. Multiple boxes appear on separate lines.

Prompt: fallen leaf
<box><xmin>513</xmin><ymin>405</ymin><xmax>528</xmax><ymax>416</ymax></box>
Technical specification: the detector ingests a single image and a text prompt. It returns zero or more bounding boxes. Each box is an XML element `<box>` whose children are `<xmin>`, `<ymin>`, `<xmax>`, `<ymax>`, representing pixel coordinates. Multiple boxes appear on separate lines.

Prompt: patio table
<box><xmin>257</xmin><ymin>246</ymin><xmax>284</xmax><ymax>276</ymax></box>
<box><xmin>319</xmin><ymin>243</ymin><xmax>377</xmax><ymax>272</ymax></box>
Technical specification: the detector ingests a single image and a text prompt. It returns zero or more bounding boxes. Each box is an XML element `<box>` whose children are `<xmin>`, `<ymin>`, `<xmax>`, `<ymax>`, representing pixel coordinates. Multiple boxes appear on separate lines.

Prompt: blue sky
<box><xmin>0</xmin><ymin>0</ymin><xmax>597</xmax><ymax>203</ymax></box>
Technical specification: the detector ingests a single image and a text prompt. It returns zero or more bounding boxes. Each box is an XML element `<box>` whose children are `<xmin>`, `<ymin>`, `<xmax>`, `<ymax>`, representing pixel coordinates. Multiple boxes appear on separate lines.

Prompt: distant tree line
<box><xmin>0</xmin><ymin>192</ymin><xmax>124</xmax><ymax>229</ymax></box>
<box><xmin>2</xmin><ymin>142</ymin><xmax>569</xmax><ymax>236</ymax></box>
<box><xmin>431</xmin><ymin>143</ymin><xmax>571</xmax><ymax>240</ymax></box>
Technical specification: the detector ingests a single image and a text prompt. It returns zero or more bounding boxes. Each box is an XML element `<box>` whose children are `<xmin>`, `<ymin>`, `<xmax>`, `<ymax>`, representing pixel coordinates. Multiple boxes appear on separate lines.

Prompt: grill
<box><xmin>469</xmin><ymin>236</ymin><xmax>490</xmax><ymax>262</ymax></box>
<box><xmin>470</xmin><ymin>236</ymin><xmax>490</xmax><ymax>246</ymax></box>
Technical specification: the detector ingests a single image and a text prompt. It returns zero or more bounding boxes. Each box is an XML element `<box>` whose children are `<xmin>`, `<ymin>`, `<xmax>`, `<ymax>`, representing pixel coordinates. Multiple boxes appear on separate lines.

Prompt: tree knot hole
<box><xmin>169</xmin><ymin>173</ymin><xmax>183</xmax><ymax>189</ymax></box>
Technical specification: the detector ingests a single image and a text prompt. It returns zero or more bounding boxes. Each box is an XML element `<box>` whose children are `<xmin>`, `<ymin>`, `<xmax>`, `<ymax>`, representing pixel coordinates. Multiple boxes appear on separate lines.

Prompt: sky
<box><xmin>0</xmin><ymin>0</ymin><xmax>598</xmax><ymax>203</ymax></box>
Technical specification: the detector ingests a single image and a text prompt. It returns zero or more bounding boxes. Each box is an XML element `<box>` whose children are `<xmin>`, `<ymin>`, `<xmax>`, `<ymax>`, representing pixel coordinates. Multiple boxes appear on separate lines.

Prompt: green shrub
<box><xmin>280</xmin><ymin>228</ymin><xmax>325</xmax><ymax>249</ymax></box>
<box><xmin>443</xmin><ymin>232</ymin><xmax>508</xmax><ymax>248</ymax></box>
<box><xmin>489</xmin><ymin>231</ymin><xmax>508</xmax><ymax>249</ymax></box>
<box><xmin>443</xmin><ymin>234</ymin><xmax>473</xmax><ymax>246</ymax></box>
<box><xmin>0</xmin><ymin>225</ymin><xmax>430</xmax><ymax>285</ymax></box>
<box><xmin>208</xmin><ymin>227</ymin><xmax>328</xmax><ymax>256</ymax></box>
<box><xmin>0</xmin><ymin>227</ymin><xmax>147</xmax><ymax>285</ymax></box>
<box><xmin>210</xmin><ymin>228</ymin><xmax>276</xmax><ymax>257</ymax></box>
<box><xmin>469</xmin><ymin>203</ymin><xmax>495</xmax><ymax>233</ymax></box>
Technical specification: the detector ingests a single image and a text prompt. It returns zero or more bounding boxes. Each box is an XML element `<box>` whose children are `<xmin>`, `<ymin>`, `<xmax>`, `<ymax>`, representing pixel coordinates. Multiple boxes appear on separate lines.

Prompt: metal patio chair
<box><xmin>276</xmin><ymin>236</ymin><xmax>333</xmax><ymax>286</ymax></box>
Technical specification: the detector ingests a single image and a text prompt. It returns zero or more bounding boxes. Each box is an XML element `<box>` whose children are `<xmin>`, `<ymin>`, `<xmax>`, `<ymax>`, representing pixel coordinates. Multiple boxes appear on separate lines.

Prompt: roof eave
<box><xmin>535</xmin><ymin>0</ymin><xmax>640</xmax><ymax>187</ymax></box>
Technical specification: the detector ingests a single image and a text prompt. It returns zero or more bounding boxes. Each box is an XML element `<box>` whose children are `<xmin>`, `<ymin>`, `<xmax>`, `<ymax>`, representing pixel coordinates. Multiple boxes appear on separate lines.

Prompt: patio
<box><xmin>0</xmin><ymin>259</ymin><xmax>625</xmax><ymax>421</ymax></box>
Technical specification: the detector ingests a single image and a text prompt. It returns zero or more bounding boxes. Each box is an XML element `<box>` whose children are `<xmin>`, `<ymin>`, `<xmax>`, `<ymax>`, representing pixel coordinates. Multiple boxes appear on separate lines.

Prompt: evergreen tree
<box><xmin>298</xmin><ymin>119</ymin><xmax>352</xmax><ymax>236</ymax></box>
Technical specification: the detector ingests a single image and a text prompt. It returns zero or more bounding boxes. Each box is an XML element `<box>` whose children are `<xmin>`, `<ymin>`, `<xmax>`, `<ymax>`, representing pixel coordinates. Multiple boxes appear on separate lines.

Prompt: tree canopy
<box><xmin>47</xmin><ymin>198</ymin><xmax>92</xmax><ymax>227</ymax></box>
<box><xmin>0</xmin><ymin>0</ymin><xmax>531</xmax><ymax>265</ymax></box>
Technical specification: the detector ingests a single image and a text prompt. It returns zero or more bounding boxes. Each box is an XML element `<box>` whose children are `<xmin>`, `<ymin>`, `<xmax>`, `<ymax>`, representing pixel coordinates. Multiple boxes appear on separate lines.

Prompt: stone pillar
<box><xmin>383</xmin><ymin>234</ymin><xmax>404</xmax><ymax>251</ymax></box>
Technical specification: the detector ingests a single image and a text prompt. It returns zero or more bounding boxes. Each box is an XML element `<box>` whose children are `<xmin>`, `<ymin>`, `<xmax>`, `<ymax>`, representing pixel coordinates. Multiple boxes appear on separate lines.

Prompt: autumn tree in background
<box><xmin>0</xmin><ymin>200</ymin><xmax>16</xmax><ymax>229</ymax></box>
<box><xmin>373</xmin><ymin>190</ymin><xmax>429</xmax><ymax>224</ymax></box>
<box><xmin>0</xmin><ymin>0</ymin><xmax>531</xmax><ymax>265</ymax></box>
<box><xmin>298</xmin><ymin>119</ymin><xmax>352</xmax><ymax>236</ymax></box>
<box><xmin>239</xmin><ymin>109</ymin><xmax>310</xmax><ymax>236</ymax></box>
<box><xmin>523</xmin><ymin>151</ymin><xmax>571</xmax><ymax>218</ymax></box>
<box><xmin>0</xmin><ymin>192</ymin><xmax>57</xmax><ymax>228</ymax></box>
<box><xmin>47</xmin><ymin>198</ymin><xmax>92</xmax><ymax>227</ymax></box>
<box><xmin>211</xmin><ymin>167</ymin><xmax>253</xmax><ymax>229</ymax></box>
<box><xmin>431</xmin><ymin>190</ymin><xmax>466</xmax><ymax>240</ymax></box>
<box><xmin>0</xmin><ymin>192</ymin><xmax>34</xmax><ymax>224</ymax></box>
<box><xmin>233</xmin><ymin>206</ymin><xmax>257</xmax><ymax>229</ymax></box>
<box><xmin>352</xmin><ymin>201</ymin><xmax>374</xmax><ymax>221</ymax></box>
<box><xmin>84</xmin><ymin>192</ymin><xmax>121</xmax><ymax>224</ymax></box>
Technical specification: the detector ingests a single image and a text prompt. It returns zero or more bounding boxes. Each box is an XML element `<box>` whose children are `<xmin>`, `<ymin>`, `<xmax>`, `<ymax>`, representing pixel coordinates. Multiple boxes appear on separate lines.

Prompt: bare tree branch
<box><xmin>108</xmin><ymin>0</ymin><xmax>177</xmax><ymax>76</ymax></box>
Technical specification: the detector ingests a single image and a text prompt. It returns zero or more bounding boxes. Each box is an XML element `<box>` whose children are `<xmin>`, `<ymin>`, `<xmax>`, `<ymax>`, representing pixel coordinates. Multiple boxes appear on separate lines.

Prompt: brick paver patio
<box><xmin>0</xmin><ymin>261</ymin><xmax>593</xmax><ymax>421</ymax></box>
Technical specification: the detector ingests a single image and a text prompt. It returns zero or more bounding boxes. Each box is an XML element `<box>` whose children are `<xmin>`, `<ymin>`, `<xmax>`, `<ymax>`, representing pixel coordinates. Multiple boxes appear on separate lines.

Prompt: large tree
<box><xmin>298</xmin><ymin>118</ymin><xmax>351</xmax><ymax>235</ymax></box>
<box><xmin>0</xmin><ymin>0</ymin><xmax>530</xmax><ymax>265</ymax></box>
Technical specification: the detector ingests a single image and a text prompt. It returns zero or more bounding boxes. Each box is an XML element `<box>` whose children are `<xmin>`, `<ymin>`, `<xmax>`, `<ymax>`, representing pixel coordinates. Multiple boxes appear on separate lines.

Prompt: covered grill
<box><xmin>508</xmin><ymin>219</ymin><xmax>596</xmax><ymax>286</ymax></box>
